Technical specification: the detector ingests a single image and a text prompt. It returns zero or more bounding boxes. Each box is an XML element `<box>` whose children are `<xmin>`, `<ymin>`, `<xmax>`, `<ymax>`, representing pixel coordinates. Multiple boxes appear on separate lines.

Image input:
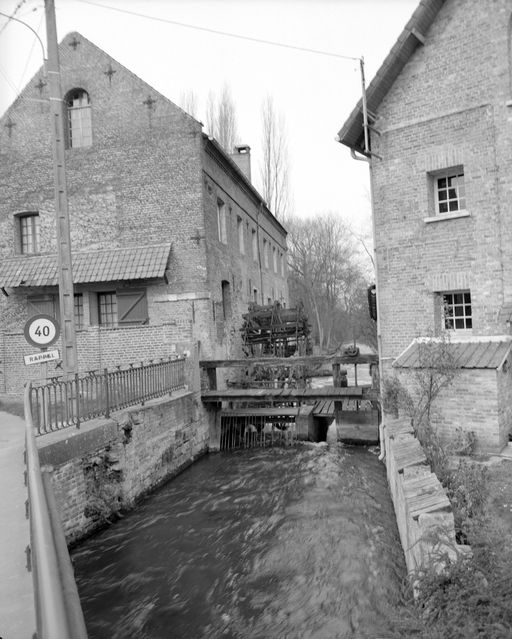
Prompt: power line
<box><xmin>16</xmin><ymin>9</ymin><xmax>44</xmax><ymax>92</ymax></box>
<box><xmin>73</xmin><ymin>0</ymin><xmax>360</xmax><ymax>62</ymax></box>
<box><xmin>0</xmin><ymin>0</ymin><xmax>27</xmax><ymax>35</ymax></box>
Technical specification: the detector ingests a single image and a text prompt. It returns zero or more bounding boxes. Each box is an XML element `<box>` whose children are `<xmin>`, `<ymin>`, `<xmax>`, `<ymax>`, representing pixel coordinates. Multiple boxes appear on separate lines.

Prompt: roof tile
<box><xmin>0</xmin><ymin>244</ymin><xmax>171</xmax><ymax>287</ymax></box>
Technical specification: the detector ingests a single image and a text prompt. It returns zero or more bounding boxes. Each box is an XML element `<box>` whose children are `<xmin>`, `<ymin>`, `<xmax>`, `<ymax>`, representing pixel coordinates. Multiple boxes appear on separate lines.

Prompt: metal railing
<box><xmin>31</xmin><ymin>357</ymin><xmax>187</xmax><ymax>435</ymax></box>
<box><xmin>24</xmin><ymin>383</ymin><xmax>89</xmax><ymax>639</ymax></box>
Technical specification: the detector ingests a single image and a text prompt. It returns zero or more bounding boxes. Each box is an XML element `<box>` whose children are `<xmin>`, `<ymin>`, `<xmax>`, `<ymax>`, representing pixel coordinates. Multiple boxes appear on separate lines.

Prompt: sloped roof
<box><xmin>337</xmin><ymin>0</ymin><xmax>445</xmax><ymax>153</ymax></box>
<box><xmin>394</xmin><ymin>338</ymin><xmax>512</xmax><ymax>370</ymax></box>
<box><xmin>0</xmin><ymin>244</ymin><xmax>171</xmax><ymax>287</ymax></box>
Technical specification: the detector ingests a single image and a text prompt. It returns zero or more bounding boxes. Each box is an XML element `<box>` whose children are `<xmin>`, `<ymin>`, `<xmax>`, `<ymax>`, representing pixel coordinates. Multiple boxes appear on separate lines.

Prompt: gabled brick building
<box><xmin>337</xmin><ymin>0</ymin><xmax>512</xmax><ymax>450</ymax></box>
<box><xmin>0</xmin><ymin>32</ymin><xmax>288</xmax><ymax>394</ymax></box>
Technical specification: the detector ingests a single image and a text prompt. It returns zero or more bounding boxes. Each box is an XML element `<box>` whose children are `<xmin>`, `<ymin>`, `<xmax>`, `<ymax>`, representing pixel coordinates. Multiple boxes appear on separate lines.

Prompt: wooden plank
<box><xmin>200</xmin><ymin>354</ymin><xmax>378</xmax><ymax>369</ymax></box>
<box><xmin>404</xmin><ymin>474</ymin><xmax>451</xmax><ymax>519</ymax></box>
<box><xmin>201</xmin><ymin>386</ymin><xmax>365</xmax><ymax>403</ymax></box>
<box><xmin>393</xmin><ymin>438</ymin><xmax>427</xmax><ymax>471</ymax></box>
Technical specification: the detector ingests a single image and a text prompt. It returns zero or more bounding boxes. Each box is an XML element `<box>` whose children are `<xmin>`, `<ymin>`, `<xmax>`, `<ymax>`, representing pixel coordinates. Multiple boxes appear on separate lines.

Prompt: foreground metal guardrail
<box><xmin>31</xmin><ymin>356</ymin><xmax>187</xmax><ymax>435</ymax></box>
<box><xmin>24</xmin><ymin>383</ymin><xmax>89</xmax><ymax>639</ymax></box>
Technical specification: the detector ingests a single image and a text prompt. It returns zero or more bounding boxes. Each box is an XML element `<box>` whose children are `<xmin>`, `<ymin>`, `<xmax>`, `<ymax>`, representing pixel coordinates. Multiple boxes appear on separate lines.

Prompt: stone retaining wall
<box><xmin>37</xmin><ymin>390</ymin><xmax>209</xmax><ymax>545</ymax></box>
<box><xmin>382</xmin><ymin>414</ymin><xmax>469</xmax><ymax>573</ymax></box>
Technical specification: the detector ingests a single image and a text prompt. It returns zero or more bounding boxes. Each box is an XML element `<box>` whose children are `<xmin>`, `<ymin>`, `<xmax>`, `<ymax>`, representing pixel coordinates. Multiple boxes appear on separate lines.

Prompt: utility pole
<box><xmin>44</xmin><ymin>0</ymin><xmax>77</xmax><ymax>378</ymax></box>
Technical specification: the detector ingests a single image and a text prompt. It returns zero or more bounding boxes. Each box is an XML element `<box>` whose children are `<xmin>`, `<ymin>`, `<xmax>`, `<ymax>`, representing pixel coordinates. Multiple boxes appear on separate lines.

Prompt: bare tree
<box><xmin>259</xmin><ymin>95</ymin><xmax>289</xmax><ymax>220</ymax></box>
<box><xmin>204</xmin><ymin>84</ymin><xmax>239</xmax><ymax>152</ymax></box>
<box><xmin>287</xmin><ymin>213</ymin><xmax>376</xmax><ymax>352</ymax></box>
<box><xmin>178</xmin><ymin>89</ymin><xmax>199</xmax><ymax>118</ymax></box>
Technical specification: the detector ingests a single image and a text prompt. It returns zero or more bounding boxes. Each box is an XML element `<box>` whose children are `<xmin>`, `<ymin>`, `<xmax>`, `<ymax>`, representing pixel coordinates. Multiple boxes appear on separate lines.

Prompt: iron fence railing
<box><xmin>24</xmin><ymin>383</ymin><xmax>89</xmax><ymax>639</ymax></box>
<box><xmin>31</xmin><ymin>357</ymin><xmax>187</xmax><ymax>436</ymax></box>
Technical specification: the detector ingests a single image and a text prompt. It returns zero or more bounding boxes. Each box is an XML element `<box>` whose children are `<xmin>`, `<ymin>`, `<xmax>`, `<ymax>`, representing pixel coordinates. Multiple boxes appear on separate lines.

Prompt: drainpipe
<box><xmin>347</xmin><ymin>149</ymin><xmax>385</xmax><ymax>460</ymax></box>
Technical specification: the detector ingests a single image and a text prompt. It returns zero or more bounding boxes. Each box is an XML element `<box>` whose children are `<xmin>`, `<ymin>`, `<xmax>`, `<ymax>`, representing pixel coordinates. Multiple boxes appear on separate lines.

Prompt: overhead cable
<box><xmin>73</xmin><ymin>0</ymin><xmax>360</xmax><ymax>61</ymax></box>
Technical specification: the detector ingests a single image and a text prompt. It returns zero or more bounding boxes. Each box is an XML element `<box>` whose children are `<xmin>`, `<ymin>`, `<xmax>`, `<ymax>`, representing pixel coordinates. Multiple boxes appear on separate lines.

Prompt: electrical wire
<box><xmin>0</xmin><ymin>0</ymin><xmax>27</xmax><ymax>36</ymax></box>
<box><xmin>16</xmin><ymin>8</ymin><xmax>44</xmax><ymax>93</ymax></box>
<box><xmin>72</xmin><ymin>0</ymin><xmax>361</xmax><ymax>62</ymax></box>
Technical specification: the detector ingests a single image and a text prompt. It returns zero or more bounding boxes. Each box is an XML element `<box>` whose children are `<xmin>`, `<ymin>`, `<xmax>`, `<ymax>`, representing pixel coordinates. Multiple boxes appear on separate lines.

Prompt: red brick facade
<box><xmin>0</xmin><ymin>32</ymin><xmax>288</xmax><ymax>394</ymax></box>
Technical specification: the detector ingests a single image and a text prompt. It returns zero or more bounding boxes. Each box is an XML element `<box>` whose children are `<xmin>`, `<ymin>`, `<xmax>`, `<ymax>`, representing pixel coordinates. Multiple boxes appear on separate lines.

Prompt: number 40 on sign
<box><xmin>23</xmin><ymin>314</ymin><xmax>61</xmax><ymax>349</ymax></box>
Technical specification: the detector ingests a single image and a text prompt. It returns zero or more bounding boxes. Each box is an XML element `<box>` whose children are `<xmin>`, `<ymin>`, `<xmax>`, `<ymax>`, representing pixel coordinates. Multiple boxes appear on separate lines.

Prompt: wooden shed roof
<box><xmin>394</xmin><ymin>339</ymin><xmax>512</xmax><ymax>370</ymax></box>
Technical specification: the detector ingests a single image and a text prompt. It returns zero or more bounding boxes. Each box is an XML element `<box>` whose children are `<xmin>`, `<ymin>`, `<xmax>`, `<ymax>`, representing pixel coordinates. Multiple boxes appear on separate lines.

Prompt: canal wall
<box><xmin>36</xmin><ymin>390</ymin><xmax>209</xmax><ymax>545</ymax></box>
<box><xmin>382</xmin><ymin>414</ymin><xmax>467</xmax><ymax>574</ymax></box>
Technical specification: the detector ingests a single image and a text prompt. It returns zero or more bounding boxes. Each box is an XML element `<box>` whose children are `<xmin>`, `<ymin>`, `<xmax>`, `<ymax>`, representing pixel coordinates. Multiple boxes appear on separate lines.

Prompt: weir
<box><xmin>200</xmin><ymin>353</ymin><xmax>380</xmax><ymax>450</ymax></box>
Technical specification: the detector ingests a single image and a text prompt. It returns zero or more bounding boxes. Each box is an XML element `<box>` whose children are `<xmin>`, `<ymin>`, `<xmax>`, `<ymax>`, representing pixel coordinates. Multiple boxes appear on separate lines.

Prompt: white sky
<box><xmin>0</xmin><ymin>0</ymin><xmax>418</xmax><ymax>234</ymax></box>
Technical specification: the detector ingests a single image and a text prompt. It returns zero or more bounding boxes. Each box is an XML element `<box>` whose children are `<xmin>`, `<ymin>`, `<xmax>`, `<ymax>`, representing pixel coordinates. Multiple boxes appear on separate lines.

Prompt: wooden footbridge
<box><xmin>200</xmin><ymin>354</ymin><xmax>380</xmax><ymax>450</ymax></box>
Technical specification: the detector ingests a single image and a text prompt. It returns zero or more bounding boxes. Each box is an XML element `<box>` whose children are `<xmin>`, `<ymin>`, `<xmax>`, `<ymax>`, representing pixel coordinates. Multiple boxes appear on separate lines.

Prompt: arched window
<box><xmin>66</xmin><ymin>89</ymin><xmax>92</xmax><ymax>148</ymax></box>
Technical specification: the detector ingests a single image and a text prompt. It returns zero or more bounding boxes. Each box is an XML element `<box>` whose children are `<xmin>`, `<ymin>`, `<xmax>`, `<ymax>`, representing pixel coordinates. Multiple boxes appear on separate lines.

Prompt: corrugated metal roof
<box><xmin>337</xmin><ymin>0</ymin><xmax>446</xmax><ymax>153</ymax></box>
<box><xmin>0</xmin><ymin>244</ymin><xmax>172</xmax><ymax>287</ymax></box>
<box><xmin>394</xmin><ymin>339</ymin><xmax>512</xmax><ymax>370</ymax></box>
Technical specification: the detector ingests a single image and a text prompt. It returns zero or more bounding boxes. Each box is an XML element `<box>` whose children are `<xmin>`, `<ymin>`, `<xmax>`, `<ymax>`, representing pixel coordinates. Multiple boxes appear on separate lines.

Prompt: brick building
<box><xmin>337</xmin><ymin>0</ymin><xmax>512</xmax><ymax>450</ymax></box>
<box><xmin>0</xmin><ymin>32</ymin><xmax>288</xmax><ymax>395</ymax></box>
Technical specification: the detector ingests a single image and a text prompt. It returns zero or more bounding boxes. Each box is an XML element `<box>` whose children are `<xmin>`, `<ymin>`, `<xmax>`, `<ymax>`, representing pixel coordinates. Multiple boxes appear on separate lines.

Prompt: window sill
<box><xmin>424</xmin><ymin>210</ymin><xmax>470</xmax><ymax>224</ymax></box>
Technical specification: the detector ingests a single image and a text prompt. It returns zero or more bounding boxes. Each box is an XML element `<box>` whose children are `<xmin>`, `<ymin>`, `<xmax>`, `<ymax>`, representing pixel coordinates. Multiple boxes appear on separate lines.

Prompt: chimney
<box><xmin>230</xmin><ymin>144</ymin><xmax>251</xmax><ymax>182</ymax></box>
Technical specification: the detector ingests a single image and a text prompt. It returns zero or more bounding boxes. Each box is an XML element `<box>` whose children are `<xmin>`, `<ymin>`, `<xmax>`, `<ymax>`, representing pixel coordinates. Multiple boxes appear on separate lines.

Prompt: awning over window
<box><xmin>0</xmin><ymin>243</ymin><xmax>172</xmax><ymax>287</ymax></box>
<box><xmin>393</xmin><ymin>338</ymin><xmax>512</xmax><ymax>370</ymax></box>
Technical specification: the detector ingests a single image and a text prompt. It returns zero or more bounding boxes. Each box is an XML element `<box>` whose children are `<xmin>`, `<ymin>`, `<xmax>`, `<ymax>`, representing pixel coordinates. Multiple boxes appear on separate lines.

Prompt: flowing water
<box><xmin>72</xmin><ymin>441</ymin><xmax>411</xmax><ymax>639</ymax></box>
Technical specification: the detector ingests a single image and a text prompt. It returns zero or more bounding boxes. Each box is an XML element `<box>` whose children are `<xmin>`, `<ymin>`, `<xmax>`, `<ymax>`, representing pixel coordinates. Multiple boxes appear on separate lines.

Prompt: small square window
<box><xmin>435</xmin><ymin>170</ymin><xmax>465</xmax><ymax>215</ymax></box>
<box><xmin>443</xmin><ymin>291</ymin><xmax>472</xmax><ymax>330</ymax></box>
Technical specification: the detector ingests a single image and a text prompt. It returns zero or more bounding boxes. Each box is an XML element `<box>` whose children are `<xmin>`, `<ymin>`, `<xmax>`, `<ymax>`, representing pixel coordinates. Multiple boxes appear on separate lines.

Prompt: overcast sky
<box><xmin>0</xmin><ymin>0</ymin><xmax>418</xmax><ymax>233</ymax></box>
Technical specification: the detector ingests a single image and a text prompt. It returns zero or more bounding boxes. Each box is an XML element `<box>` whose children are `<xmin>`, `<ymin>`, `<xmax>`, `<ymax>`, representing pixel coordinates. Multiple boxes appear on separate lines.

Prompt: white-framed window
<box><xmin>252</xmin><ymin>228</ymin><xmax>258</xmax><ymax>261</ymax></box>
<box><xmin>217</xmin><ymin>198</ymin><xmax>227</xmax><ymax>243</ymax></box>
<box><xmin>19</xmin><ymin>213</ymin><xmax>40</xmax><ymax>254</ymax></box>
<box><xmin>98</xmin><ymin>291</ymin><xmax>117</xmax><ymax>326</ymax></box>
<box><xmin>435</xmin><ymin>170</ymin><xmax>465</xmax><ymax>215</ymax></box>
<box><xmin>237</xmin><ymin>216</ymin><xmax>244</xmax><ymax>254</ymax></box>
<box><xmin>272</xmin><ymin>246</ymin><xmax>277</xmax><ymax>273</ymax></box>
<box><xmin>263</xmin><ymin>239</ymin><xmax>269</xmax><ymax>268</ymax></box>
<box><xmin>66</xmin><ymin>89</ymin><xmax>92</xmax><ymax>148</ymax></box>
<box><xmin>443</xmin><ymin>291</ymin><xmax>472</xmax><ymax>330</ymax></box>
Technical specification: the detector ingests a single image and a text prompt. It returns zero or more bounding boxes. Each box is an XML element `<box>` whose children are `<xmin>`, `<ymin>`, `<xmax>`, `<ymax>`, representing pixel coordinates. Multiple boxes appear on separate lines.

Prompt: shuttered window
<box><xmin>117</xmin><ymin>290</ymin><xmax>148</xmax><ymax>325</ymax></box>
<box><xmin>95</xmin><ymin>289</ymin><xmax>148</xmax><ymax>326</ymax></box>
<box><xmin>28</xmin><ymin>294</ymin><xmax>58</xmax><ymax>318</ymax></box>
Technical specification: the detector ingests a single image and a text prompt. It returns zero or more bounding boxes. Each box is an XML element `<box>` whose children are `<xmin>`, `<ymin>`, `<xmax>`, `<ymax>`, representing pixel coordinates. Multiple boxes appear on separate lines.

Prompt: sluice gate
<box><xmin>219</xmin><ymin>409</ymin><xmax>298</xmax><ymax>451</ymax></box>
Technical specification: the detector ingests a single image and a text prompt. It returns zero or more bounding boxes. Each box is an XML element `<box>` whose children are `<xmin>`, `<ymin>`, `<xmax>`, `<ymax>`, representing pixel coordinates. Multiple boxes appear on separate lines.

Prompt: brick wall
<box><xmin>396</xmin><ymin>367</ymin><xmax>507</xmax><ymax>452</ymax></box>
<box><xmin>0</xmin><ymin>32</ymin><xmax>290</xmax><ymax>392</ymax></box>
<box><xmin>0</xmin><ymin>320</ymin><xmax>194</xmax><ymax>396</ymax></box>
<box><xmin>201</xmin><ymin>140</ymin><xmax>289</xmax><ymax>360</ymax></box>
<box><xmin>369</xmin><ymin>0</ymin><xmax>512</xmax><ymax>363</ymax></box>
<box><xmin>38</xmin><ymin>391</ymin><xmax>209</xmax><ymax>545</ymax></box>
<box><xmin>498</xmin><ymin>355</ymin><xmax>512</xmax><ymax>446</ymax></box>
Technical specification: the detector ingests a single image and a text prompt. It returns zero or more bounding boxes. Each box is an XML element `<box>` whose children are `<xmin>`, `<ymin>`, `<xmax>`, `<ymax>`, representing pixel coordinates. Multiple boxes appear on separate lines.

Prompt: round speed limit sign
<box><xmin>24</xmin><ymin>314</ymin><xmax>60</xmax><ymax>348</ymax></box>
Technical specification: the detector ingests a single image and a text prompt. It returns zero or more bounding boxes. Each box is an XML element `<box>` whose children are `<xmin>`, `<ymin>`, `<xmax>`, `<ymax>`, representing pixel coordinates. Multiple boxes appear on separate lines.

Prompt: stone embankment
<box><xmin>37</xmin><ymin>390</ymin><xmax>209</xmax><ymax>544</ymax></box>
<box><xmin>382</xmin><ymin>414</ymin><xmax>468</xmax><ymax>573</ymax></box>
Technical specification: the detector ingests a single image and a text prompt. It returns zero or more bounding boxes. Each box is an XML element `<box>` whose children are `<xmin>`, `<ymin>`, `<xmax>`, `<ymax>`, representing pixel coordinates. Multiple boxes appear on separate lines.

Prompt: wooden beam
<box><xmin>200</xmin><ymin>354</ymin><xmax>378</xmax><ymax>369</ymax></box>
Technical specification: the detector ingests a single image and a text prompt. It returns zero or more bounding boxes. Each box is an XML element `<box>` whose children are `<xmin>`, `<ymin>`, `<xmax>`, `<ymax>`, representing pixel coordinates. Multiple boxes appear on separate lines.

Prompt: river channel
<box><xmin>72</xmin><ymin>442</ymin><xmax>410</xmax><ymax>639</ymax></box>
